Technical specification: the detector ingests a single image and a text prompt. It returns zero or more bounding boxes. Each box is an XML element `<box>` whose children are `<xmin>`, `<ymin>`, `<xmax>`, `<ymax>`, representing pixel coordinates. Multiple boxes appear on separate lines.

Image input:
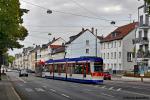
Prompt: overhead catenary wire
<box><xmin>20</xmin><ymin>0</ymin><xmax>130</xmax><ymax>22</ymax></box>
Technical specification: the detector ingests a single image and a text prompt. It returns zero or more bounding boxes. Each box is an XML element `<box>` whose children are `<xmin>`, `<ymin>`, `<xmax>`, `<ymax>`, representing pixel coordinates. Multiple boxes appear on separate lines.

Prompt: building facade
<box><xmin>65</xmin><ymin>28</ymin><xmax>102</xmax><ymax>58</ymax></box>
<box><xmin>134</xmin><ymin>2</ymin><xmax>150</xmax><ymax>73</ymax></box>
<box><xmin>101</xmin><ymin>22</ymin><xmax>137</xmax><ymax>74</ymax></box>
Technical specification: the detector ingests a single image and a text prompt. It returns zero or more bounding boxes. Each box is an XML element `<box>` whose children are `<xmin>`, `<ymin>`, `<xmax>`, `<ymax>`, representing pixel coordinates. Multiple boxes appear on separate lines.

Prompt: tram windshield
<box><xmin>94</xmin><ymin>62</ymin><xmax>103</xmax><ymax>72</ymax></box>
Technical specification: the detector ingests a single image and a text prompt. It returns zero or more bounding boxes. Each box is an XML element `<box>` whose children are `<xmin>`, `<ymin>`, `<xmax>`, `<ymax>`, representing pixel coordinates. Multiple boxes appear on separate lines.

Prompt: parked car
<box><xmin>42</xmin><ymin>69</ymin><xmax>49</xmax><ymax>78</ymax></box>
<box><xmin>103</xmin><ymin>72</ymin><xmax>111</xmax><ymax>80</ymax></box>
<box><xmin>19</xmin><ymin>69</ymin><xmax>28</xmax><ymax>77</ymax></box>
<box><xmin>26</xmin><ymin>69</ymin><xmax>35</xmax><ymax>73</ymax></box>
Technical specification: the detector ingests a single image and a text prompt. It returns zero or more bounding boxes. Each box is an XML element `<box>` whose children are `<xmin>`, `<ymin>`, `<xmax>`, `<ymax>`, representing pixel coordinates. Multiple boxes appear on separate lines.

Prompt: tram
<box><xmin>44</xmin><ymin>57</ymin><xmax>104</xmax><ymax>84</ymax></box>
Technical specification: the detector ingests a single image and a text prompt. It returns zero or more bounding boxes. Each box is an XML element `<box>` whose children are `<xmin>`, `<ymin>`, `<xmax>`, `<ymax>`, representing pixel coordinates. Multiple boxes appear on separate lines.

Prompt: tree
<box><xmin>145</xmin><ymin>0</ymin><xmax>150</xmax><ymax>14</ymax></box>
<box><xmin>0</xmin><ymin>0</ymin><xmax>28</xmax><ymax>80</ymax></box>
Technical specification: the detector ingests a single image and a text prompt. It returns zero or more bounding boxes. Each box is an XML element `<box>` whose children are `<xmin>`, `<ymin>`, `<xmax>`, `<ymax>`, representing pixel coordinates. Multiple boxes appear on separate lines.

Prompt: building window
<box><xmin>107</xmin><ymin>64</ymin><xmax>109</xmax><ymax>69</ymax></box>
<box><xmin>111</xmin><ymin>52</ymin><xmax>113</xmax><ymax>59</ymax></box>
<box><xmin>119</xmin><ymin>64</ymin><xmax>122</xmax><ymax>70</ymax></box>
<box><xmin>119</xmin><ymin>41</ymin><xmax>121</xmax><ymax>47</ymax></box>
<box><xmin>111</xmin><ymin>42</ymin><xmax>113</xmax><ymax>48</ymax></box>
<box><xmin>104</xmin><ymin>53</ymin><xmax>105</xmax><ymax>59</ymax></box>
<box><xmin>86</xmin><ymin>40</ymin><xmax>89</xmax><ymax>46</ymax></box>
<box><xmin>112</xmin><ymin>32</ymin><xmax>116</xmax><ymax>37</ymax></box>
<box><xmin>114</xmin><ymin>52</ymin><xmax>116</xmax><ymax>59</ymax></box>
<box><xmin>127</xmin><ymin>52</ymin><xmax>132</xmax><ymax>62</ymax></box>
<box><xmin>86</xmin><ymin>49</ymin><xmax>89</xmax><ymax>54</ymax></box>
<box><xmin>146</xmin><ymin>14</ymin><xmax>149</xmax><ymax>26</ymax></box>
<box><xmin>107</xmin><ymin>43</ymin><xmax>109</xmax><ymax>49</ymax></box>
<box><xmin>114</xmin><ymin>41</ymin><xmax>116</xmax><ymax>48</ymax></box>
<box><xmin>111</xmin><ymin>64</ymin><xmax>113</xmax><ymax>69</ymax></box>
<box><xmin>140</xmin><ymin>15</ymin><xmax>143</xmax><ymax>26</ymax></box>
<box><xmin>107</xmin><ymin>53</ymin><xmax>109</xmax><ymax>59</ymax></box>
<box><xmin>144</xmin><ymin>30</ymin><xmax>148</xmax><ymax>38</ymax></box>
<box><xmin>119</xmin><ymin>52</ymin><xmax>121</xmax><ymax>58</ymax></box>
<box><xmin>104</xmin><ymin>43</ymin><xmax>105</xmax><ymax>49</ymax></box>
<box><xmin>114</xmin><ymin>63</ymin><xmax>116</xmax><ymax>70</ymax></box>
<box><xmin>139</xmin><ymin>31</ymin><xmax>142</xmax><ymax>38</ymax></box>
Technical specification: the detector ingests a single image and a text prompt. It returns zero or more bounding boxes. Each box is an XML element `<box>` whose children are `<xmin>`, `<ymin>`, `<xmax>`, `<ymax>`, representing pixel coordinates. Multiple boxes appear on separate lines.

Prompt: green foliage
<box><xmin>0</xmin><ymin>0</ymin><xmax>28</xmax><ymax>55</ymax></box>
<box><xmin>145</xmin><ymin>0</ymin><xmax>150</xmax><ymax>14</ymax></box>
<box><xmin>7</xmin><ymin>55</ymin><xmax>15</xmax><ymax>64</ymax></box>
<box><xmin>145</xmin><ymin>0</ymin><xmax>150</xmax><ymax>4</ymax></box>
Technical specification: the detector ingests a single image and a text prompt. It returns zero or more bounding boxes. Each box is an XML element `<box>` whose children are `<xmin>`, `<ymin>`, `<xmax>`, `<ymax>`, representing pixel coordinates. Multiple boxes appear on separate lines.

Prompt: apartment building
<box><xmin>101</xmin><ymin>22</ymin><xmax>137</xmax><ymax>74</ymax></box>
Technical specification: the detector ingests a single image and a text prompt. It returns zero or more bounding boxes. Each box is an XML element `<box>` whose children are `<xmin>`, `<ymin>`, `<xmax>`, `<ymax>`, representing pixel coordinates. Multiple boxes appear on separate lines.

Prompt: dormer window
<box><xmin>112</xmin><ymin>32</ymin><xmax>116</xmax><ymax>37</ymax></box>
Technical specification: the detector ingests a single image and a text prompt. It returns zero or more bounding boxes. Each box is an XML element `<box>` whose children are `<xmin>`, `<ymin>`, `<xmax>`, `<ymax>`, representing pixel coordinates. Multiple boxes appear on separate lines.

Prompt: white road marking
<box><xmin>84</xmin><ymin>89</ymin><xmax>92</xmax><ymax>91</ymax></box>
<box><xmin>108</xmin><ymin>87</ymin><xmax>114</xmax><ymax>90</ymax></box>
<box><xmin>71</xmin><ymin>85</ymin><xmax>78</xmax><ymax>87</ymax></box>
<box><xmin>11</xmin><ymin>87</ymin><xmax>21</xmax><ymax>100</ymax></box>
<box><xmin>18</xmin><ymin>84</ymin><xmax>23</xmax><ymax>87</ymax></box>
<box><xmin>35</xmin><ymin>88</ymin><xmax>45</xmax><ymax>92</ymax></box>
<box><xmin>122</xmin><ymin>90</ymin><xmax>150</xmax><ymax>97</ymax></box>
<box><xmin>50</xmin><ymin>89</ymin><xmax>56</xmax><ymax>92</ymax></box>
<box><xmin>42</xmin><ymin>86</ymin><xmax>47</xmax><ymax>88</ymax></box>
<box><xmin>61</xmin><ymin>94</ymin><xmax>70</xmax><ymax>98</ymax></box>
<box><xmin>102</xmin><ymin>93</ymin><xmax>114</xmax><ymax>98</ymax></box>
<box><xmin>116</xmin><ymin>88</ymin><xmax>121</xmax><ymax>91</ymax></box>
<box><xmin>17</xmin><ymin>77</ymin><xmax>27</xmax><ymax>83</ymax></box>
<box><xmin>101</xmin><ymin>86</ymin><xmax>106</xmax><ymax>88</ymax></box>
<box><xmin>25</xmin><ymin>88</ymin><xmax>34</xmax><ymax>92</ymax></box>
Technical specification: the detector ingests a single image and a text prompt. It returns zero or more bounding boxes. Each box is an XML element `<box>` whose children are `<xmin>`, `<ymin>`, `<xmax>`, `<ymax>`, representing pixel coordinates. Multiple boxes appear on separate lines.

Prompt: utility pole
<box><xmin>95</xmin><ymin>29</ymin><xmax>98</xmax><ymax>57</ymax></box>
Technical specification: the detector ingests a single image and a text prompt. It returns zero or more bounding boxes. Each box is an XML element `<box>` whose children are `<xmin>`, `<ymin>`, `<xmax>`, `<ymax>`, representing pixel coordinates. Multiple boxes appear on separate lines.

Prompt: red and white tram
<box><xmin>44</xmin><ymin>57</ymin><xmax>104</xmax><ymax>84</ymax></box>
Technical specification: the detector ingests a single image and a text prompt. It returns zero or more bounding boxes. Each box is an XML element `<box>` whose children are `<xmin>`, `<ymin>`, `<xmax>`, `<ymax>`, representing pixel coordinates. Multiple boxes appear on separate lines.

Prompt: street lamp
<box><xmin>47</xmin><ymin>9</ymin><xmax>52</xmax><ymax>14</ymax></box>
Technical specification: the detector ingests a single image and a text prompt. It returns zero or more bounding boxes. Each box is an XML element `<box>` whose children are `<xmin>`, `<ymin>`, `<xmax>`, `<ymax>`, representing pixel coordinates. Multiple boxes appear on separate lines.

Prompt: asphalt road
<box><xmin>7</xmin><ymin>71</ymin><xmax>150</xmax><ymax>100</ymax></box>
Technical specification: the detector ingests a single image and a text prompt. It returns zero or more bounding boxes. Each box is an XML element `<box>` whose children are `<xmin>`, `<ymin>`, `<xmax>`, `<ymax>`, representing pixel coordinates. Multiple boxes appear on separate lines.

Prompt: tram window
<box><xmin>62</xmin><ymin>64</ymin><xmax>65</xmax><ymax>73</ymax></box>
<box><xmin>74</xmin><ymin>64</ymin><xmax>82</xmax><ymax>74</ymax></box>
<box><xmin>43</xmin><ymin>65</ymin><xmax>49</xmax><ymax>72</ymax></box>
<box><xmin>87</xmin><ymin>63</ymin><xmax>91</xmax><ymax>74</ymax></box>
<box><xmin>94</xmin><ymin>63</ymin><xmax>103</xmax><ymax>72</ymax></box>
<box><xmin>54</xmin><ymin>65</ymin><xmax>58</xmax><ymax>72</ymax></box>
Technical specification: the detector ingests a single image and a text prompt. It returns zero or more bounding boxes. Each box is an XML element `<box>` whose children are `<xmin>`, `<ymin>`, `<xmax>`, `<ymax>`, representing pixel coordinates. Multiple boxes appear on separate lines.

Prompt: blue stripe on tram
<box><xmin>45</xmin><ymin>76</ymin><xmax>103</xmax><ymax>84</ymax></box>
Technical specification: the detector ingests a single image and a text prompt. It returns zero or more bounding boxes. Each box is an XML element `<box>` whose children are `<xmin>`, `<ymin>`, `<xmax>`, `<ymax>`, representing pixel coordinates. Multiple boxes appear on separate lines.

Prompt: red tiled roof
<box><xmin>101</xmin><ymin>22</ymin><xmax>138</xmax><ymax>42</ymax></box>
<box><xmin>49</xmin><ymin>45</ymin><xmax>62</xmax><ymax>49</ymax></box>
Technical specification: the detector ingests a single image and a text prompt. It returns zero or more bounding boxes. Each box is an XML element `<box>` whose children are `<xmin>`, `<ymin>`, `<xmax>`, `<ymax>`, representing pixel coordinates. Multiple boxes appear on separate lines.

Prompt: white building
<box><xmin>101</xmin><ymin>22</ymin><xmax>137</xmax><ymax>74</ymax></box>
<box><xmin>65</xmin><ymin>28</ymin><xmax>103</xmax><ymax>58</ymax></box>
<box><xmin>48</xmin><ymin>37</ymin><xmax>66</xmax><ymax>60</ymax></box>
<box><xmin>134</xmin><ymin>2</ymin><xmax>150</xmax><ymax>72</ymax></box>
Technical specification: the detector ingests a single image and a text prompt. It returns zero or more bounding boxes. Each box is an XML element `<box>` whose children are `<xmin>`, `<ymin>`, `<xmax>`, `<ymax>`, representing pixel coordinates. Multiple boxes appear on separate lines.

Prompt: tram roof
<box><xmin>45</xmin><ymin>57</ymin><xmax>103</xmax><ymax>64</ymax></box>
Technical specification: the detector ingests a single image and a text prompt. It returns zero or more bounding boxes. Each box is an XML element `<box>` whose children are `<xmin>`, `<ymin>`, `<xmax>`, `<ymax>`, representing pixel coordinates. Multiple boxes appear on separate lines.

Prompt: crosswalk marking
<box><xmin>101</xmin><ymin>86</ymin><xmax>106</xmax><ymax>88</ymax></box>
<box><xmin>116</xmin><ymin>88</ymin><xmax>121</xmax><ymax>91</ymax></box>
<box><xmin>108</xmin><ymin>87</ymin><xmax>113</xmax><ymax>90</ymax></box>
<box><xmin>35</xmin><ymin>88</ymin><xmax>45</xmax><ymax>92</ymax></box>
<box><xmin>61</xmin><ymin>94</ymin><xmax>70</xmax><ymax>98</ymax></box>
<box><xmin>102</xmin><ymin>93</ymin><xmax>114</xmax><ymax>97</ymax></box>
<box><xmin>25</xmin><ymin>88</ymin><xmax>34</xmax><ymax>92</ymax></box>
<box><xmin>50</xmin><ymin>89</ymin><xmax>56</xmax><ymax>92</ymax></box>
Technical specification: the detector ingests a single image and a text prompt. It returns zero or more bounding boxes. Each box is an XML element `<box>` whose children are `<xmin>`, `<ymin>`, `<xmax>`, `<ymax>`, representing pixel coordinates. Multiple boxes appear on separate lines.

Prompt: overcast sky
<box><xmin>9</xmin><ymin>0</ymin><xmax>143</xmax><ymax>55</ymax></box>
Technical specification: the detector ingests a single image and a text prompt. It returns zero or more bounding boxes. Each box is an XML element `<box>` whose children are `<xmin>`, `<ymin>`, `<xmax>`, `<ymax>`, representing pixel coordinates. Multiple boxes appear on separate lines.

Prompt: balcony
<box><xmin>133</xmin><ymin>37</ymin><xmax>149</xmax><ymax>44</ymax></box>
<box><xmin>139</xmin><ymin>24</ymin><xmax>150</xmax><ymax>29</ymax></box>
<box><xmin>137</xmin><ymin>50</ymin><xmax>150</xmax><ymax>59</ymax></box>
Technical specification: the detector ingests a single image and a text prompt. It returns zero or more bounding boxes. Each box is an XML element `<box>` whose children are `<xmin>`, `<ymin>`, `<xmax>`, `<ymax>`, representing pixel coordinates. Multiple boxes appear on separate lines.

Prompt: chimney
<box><xmin>52</xmin><ymin>37</ymin><xmax>55</xmax><ymax>41</ymax></box>
<box><xmin>82</xmin><ymin>28</ymin><xmax>84</xmax><ymax>31</ymax></box>
<box><xmin>95</xmin><ymin>29</ymin><xmax>98</xmax><ymax>35</ymax></box>
<box><xmin>91</xmin><ymin>27</ymin><xmax>94</xmax><ymax>33</ymax></box>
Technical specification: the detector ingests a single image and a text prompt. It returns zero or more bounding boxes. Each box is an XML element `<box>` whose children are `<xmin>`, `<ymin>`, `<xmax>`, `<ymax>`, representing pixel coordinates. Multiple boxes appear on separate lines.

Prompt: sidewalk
<box><xmin>0</xmin><ymin>75</ymin><xmax>21</xmax><ymax>100</ymax></box>
<box><xmin>112</xmin><ymin>75</ymin><xmax>150</xmax><ymax>83</ymax></box>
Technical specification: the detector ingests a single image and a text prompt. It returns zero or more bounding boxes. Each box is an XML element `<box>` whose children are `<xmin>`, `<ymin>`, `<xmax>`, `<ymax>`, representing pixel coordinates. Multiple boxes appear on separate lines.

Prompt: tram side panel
<box><xmin>46</xmin><ymin>61</ymin><xmax>103</xmax><ymax>84</ymax></box>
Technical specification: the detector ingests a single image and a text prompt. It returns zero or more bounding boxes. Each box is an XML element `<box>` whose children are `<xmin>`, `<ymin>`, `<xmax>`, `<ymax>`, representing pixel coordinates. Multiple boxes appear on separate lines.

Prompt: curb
<box><xmin>6</xmin><ymin>76</ymin><xmax>22</xmax><ymax>100</ymax></box>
